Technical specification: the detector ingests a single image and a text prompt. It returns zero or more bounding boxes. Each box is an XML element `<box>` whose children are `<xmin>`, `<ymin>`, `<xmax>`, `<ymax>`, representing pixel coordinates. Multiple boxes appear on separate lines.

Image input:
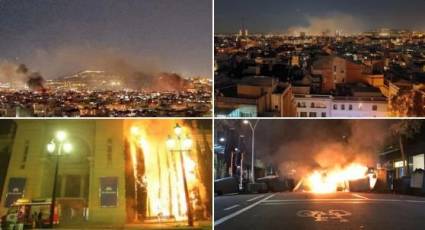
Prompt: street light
<box><xmin>243</xmin><ymin>119</ymin><xmax>260</xmax><ymax>183</ymax></box>
<box><xmin>46</xmin><ymin>130</ymin><xmax>72</xmax><ymax>228</ymax></box>
<box><xmin>166</xmin><ymin>124</ymin><xmax>194</xmax><ymax>227</ymax></box>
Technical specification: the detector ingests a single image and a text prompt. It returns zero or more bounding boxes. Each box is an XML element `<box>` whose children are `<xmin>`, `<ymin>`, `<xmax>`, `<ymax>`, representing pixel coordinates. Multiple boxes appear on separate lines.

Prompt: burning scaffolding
<box><xmin>125</xmin><ymin>120</ymin><xmax>207</xmax><ymax>224</ymax></box>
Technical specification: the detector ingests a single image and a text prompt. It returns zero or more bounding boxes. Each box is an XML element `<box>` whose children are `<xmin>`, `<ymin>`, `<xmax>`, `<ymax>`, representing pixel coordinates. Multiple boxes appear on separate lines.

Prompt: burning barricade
<box><xmin>296</xmin><ymin>163</ymin><xmax>377</xmax><ymax>193</ymax></box>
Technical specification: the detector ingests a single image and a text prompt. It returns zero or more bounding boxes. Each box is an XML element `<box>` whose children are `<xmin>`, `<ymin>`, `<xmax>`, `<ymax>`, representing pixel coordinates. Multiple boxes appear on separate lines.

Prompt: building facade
<box><xmin>0</xmin><ymin>120</ymin><xmax>212</xmax><ymax>227</ymax></box>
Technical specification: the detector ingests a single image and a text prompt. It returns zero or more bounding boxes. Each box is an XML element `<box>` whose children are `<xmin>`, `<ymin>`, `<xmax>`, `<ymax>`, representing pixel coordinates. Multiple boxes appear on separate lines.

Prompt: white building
<box><xmin>295</xmin><ymin>94</ymin><xmax>388</xmax><ymax>117</ymax></box>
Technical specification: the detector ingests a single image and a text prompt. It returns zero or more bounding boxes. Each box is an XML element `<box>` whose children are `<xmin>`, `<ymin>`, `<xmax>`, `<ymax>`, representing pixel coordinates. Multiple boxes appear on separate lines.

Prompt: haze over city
<box><xmin>215</xmin><ymin>0</ymin><xmax>425</xmax><ymax>35</ymax></box>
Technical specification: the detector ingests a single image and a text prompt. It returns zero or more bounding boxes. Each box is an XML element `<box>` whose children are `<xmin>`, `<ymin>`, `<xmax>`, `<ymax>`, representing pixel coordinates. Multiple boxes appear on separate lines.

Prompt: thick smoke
<box><xmin>5</xmin><ymin>46</ymin><xmax>191</xmax><ymax>91</ymax></box>
<box><xmin>0</xmin><ymin>61</ymin><xmax>45</xmax><ymax>90</ymax></box>
<box><xmin>249</xmin><ymin>120</ymin><xmax>393</xmax><ymax>180</ymax></box>
<box><xmin>288</xmin><ymin>13</ymin><xmax>365</xmax><ymax>36</ymax></box>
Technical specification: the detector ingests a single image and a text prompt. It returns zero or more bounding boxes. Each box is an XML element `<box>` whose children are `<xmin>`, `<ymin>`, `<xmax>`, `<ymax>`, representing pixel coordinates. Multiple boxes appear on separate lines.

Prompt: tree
<box><xmin>390</xmin><ymin>120</ymin><xmax>423</xmax><ymax>176</ymax></box>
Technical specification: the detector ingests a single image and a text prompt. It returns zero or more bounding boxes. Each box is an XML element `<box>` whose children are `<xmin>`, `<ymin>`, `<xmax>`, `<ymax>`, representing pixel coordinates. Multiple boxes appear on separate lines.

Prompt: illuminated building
<box><xmin>0</xmin><ymin>120</ymin><xmax>212</xmax><ymax>227</ymax></box>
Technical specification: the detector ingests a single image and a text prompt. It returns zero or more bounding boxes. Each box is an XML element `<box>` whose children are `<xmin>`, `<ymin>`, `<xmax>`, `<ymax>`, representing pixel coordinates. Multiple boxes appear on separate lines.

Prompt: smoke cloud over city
<box><xmin>287</xmin><ymin>13</ymin><xmax>366</xmax><ymax>36</ymax></box>
<box><xmin>251</xmin><ymin>120</ymin><xmax>393</xmax><ymax>179</ymax></box>
<box><xmin>0</xmin><ymin>61</ymin><xmax>45</xmax><ymax>90</ymax></box>
<box><xmin>0</xmin><ymin>46</ymin><xmax>190</xmax><ymax>91</ymax></box>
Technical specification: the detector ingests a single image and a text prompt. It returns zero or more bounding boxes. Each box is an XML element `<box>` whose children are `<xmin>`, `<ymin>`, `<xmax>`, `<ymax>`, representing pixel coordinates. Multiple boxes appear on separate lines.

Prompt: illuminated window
<box><xmin>394</xmin><ymin>161</ymin><xmax>406</xmax><ymax>168</ymax></box>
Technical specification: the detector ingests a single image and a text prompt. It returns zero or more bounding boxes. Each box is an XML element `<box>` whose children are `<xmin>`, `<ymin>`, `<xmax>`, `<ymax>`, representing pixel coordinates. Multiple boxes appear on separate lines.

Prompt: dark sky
<box><xmin>0</xmin><ymin>0</ymin><xmax>212</xmax><ymax>78</ymax></box>
<box><xmin>215</xmin><ymin>0</ymin><xmax>425</xmax><ymax>34</ymax></box>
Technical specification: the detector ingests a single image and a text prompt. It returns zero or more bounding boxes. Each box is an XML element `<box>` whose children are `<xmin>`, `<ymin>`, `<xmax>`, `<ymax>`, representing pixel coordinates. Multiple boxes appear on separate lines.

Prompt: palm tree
<box><xmin>390</xmin><ymin>120</ymin><xmax>423</xmax><ymax>176</ymax></box>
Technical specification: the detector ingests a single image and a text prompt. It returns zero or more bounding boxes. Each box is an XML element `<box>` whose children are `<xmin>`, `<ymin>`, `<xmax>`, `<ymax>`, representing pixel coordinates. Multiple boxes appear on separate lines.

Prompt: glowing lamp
<box><xmin>243</xmin><ymin>120</ymin><xmax>249</xmax><ymax>125</ymax></box>
<box><xmin>47</xmin><ymin>142</ymin><xmax>56</xmax><ymax>153</ymax></box>
<box><xmin>56</xmin><ymin>131</ymin><xmax>67</xmax><ymax>142</ymax></box>
<box><xmin>130</xmin><ymin>126</ymin><xmax>140</xmax><ymax>136</ymax></box>
<box><xmin>63</xmin><ymin>143</ymin><xmax>73</xmax><ymax>154</ymax></box>
<box><xmin>182</xmin><ymin>136</ymin><xmax>193</xmax><ymax>150</ymax></box>
<box><xmin>174</xmin><ymin>124</ymin><xmax>183</xmax><ymax>137</ymax></box>
<box><xmin>166</xmin><ymin>136</ymin><xmax>176</xmax><ymax>150</ymax></box>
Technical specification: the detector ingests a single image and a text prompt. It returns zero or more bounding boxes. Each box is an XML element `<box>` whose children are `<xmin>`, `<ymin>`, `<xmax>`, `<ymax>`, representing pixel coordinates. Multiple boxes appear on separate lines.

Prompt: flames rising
<box><xmin>126</xmin><ymin>120</ymin><xmax>205</xmax><ymax>222</ymax></box>
<box><xmin>305</xmin><ymin>163</ymin><xmax>377</xmax><ymax>193</ymax></box>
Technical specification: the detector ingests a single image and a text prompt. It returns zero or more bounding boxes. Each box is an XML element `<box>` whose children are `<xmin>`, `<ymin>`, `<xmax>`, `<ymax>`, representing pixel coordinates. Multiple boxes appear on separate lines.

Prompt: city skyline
<box><xmin>215</xmin><ymin>0</ymin><xmax>425</xmax><ymax>35</ymax></box>
<box><xmin>0</xmin><ymin>0</ymin><xmax>212</xmax><ymax>79</ymax></box>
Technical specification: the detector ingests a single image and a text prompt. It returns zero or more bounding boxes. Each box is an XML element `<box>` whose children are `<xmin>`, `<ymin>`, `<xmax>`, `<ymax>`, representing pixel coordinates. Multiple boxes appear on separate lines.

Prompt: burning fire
<box><xmin>305</xmin><ymin>163</ymin><xmax>374</xmax><ymax>193</ymax></box>
<box><xmin>127</xmin><ymin>120</ymin><xmax>203</xmax><ymax>222</ymax></box>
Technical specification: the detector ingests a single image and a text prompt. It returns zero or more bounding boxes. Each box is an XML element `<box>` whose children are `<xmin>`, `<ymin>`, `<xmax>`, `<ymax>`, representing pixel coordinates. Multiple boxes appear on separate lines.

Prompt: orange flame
<box><xmin>126</xmin><ymin>120</ymin><xmax>202</xmax><ymax>222</ymax></box>
<box><xmin>306</xmin><ymin>163</ymin><xmax>369</xmax><ymax>193</ymax></box>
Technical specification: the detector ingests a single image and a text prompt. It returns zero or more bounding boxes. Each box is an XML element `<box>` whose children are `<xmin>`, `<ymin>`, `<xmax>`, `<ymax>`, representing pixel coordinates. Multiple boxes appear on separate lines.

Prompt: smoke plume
<box><xmin>247</xmin><ymin>120</ymin><xmax>393</xmax><ymax>180</ymax></box>
<box><xmin>288</xmin><ymin>13</ymin><xmax>365</xmax><ymax>36</ymax></box>
<box><xmin>0</xmin><ymin>46</ymin><xmax>191</xmax><ymax>91</ymax></box>
<box><xmin>0</xmin><ymin>61</ymin><xmax>45</xmax><ymax>90</ymax></box>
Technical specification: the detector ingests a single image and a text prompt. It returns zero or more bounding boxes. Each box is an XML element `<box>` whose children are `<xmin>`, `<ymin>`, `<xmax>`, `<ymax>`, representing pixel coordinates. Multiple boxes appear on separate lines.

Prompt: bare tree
<box><xmin>390</xmin><ymin>120</ymin><xmax>423</xmax><ymax>176</ymax></box>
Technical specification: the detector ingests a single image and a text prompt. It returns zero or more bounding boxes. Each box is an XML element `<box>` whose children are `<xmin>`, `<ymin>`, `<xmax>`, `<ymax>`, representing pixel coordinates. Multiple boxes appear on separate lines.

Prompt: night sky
<box><xmin>0</xmin><ymin>0</ymin><xmax>212</xmax><ymax>78</ymax></box>
<box><xmin>215</xmin><ymin>0</ymin><xmax>425</xmax><ymax>34</ymax></box>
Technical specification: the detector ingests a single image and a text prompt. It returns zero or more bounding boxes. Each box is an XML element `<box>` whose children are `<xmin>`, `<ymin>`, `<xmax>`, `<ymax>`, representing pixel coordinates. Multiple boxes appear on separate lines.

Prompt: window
<box><xmin>341</xmin><ymin>104</ymin><xmax>345</xmax><ymax>110</ymax></box>
<box><xmin>321</xmin><ymin>112</ymin><xmax>327</xmax><ymax>117</ymax></box>
<box><xmin>349</xmin><ymin>104</ymin><xmax>353</xmax><ymax>110</ymax></box>
<box><xmin>107</xmin><ymin>138</ymin><xmax>113</xmax><ymax>165</ymax></box>
<box><xmin>333</xmin><ymin>104</ymin><xmax>337</xmax><ymax>110</ymax></box>
<box><xmin>65</xmin><ymin>175</ymin><xmax>82</xmax><ymax>197</ymax></box>
<box><xmin>372</xmin><ymin>105</ymin><xmax>378</xmax><ymax>111</ymax></box>
<box><xmin>21</xmin><ymin>140</ymin><xmax>29</xmax><ymax>169</ymax></box>
<box><xmin>311</xmin><ymin>103</ymin><xmax>315</xmax><ymax>108</ymax></box>
<box><xmin>300</xmin><ymin>112</ymin><xmax>307</xmax><ymax>117</ymax></box>
<box><xmin>309</xmin><ymin>112</ymin><xmax>317</xmax><ymax>117</ymax></box>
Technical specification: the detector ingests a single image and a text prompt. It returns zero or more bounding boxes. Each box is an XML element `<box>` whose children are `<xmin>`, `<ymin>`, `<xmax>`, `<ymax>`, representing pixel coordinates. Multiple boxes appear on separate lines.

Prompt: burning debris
<box><xmin>301</xmin><ymin>163</ymin><xmax>377</xmax><ymax>193</ymax></box>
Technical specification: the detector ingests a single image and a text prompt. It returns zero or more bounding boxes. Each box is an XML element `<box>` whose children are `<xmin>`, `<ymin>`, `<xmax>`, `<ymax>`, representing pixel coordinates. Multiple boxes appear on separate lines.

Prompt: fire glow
<box><xmin>127</xmin><ymin>121</ymin><xmax>202</xmax><ymax>222</ymax></box>
<box><xmin>305</xmin><ymin>163</ymin><xmax>374</xmax><ymax>193</ymax></box>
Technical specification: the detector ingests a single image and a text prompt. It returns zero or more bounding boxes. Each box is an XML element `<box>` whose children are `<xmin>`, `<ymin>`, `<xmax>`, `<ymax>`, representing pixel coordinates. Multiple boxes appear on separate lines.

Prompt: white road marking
<box><xmin>223</xmin><ymin>204</ymin><xmax>240</xmax><ymax>211</ymax></box>
<box><xmin>247</xmin><ymin>194</ymin><xmax>265</xmax><ymax>202</ymax></box>
<box><xmin>406</xmin><ymin>200</ymin><xmax>425</xmax><ymax>203</ymax></box>
<box><xmin>215</xmin><ymin>194</ymin><xmax>275</xmax><ymax>226</ymax></box>
<box><xmin>262</xmin><ymin>201</ymin><xmax>370</xmax><ymax>205</ymax></box>
<box><xmin>261</xmin><ymin>198</ymin><xmax>425</xmax><ymax>204</ymax></box>
<box><xmin>352</xmin><ymin>194</ymin><xmax>369</xmax><ymax>200</ymax></box>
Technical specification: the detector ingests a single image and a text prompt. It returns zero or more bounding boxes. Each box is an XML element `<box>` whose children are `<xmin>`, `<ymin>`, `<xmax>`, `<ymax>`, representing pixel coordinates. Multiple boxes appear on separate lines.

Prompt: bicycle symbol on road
<box><xmin>297</xmin><ymin>209</ymin><xmax>351</xmax><ymax>223</ymax></box>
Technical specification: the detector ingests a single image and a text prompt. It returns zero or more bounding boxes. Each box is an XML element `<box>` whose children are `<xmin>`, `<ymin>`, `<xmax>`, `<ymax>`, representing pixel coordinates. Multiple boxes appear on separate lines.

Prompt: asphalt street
<box><xmin>214</xmin><ymin>192</ymin><xmax>425</xmax><ymax>230</ymax></box>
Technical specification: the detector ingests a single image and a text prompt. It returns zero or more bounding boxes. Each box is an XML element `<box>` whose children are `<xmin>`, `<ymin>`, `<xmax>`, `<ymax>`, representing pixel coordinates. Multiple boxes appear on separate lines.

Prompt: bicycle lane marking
<box><xmin>297</xmin><ymin>209</ymin><xmax>352</xmax><ymax>223</ymax></box>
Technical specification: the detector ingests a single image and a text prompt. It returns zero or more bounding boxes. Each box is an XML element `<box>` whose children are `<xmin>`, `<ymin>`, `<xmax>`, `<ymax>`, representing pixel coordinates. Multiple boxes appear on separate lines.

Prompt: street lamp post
<box><xmin>166</xmin><ymin>124</ymin><xmax>194</xmax><ymax>227</ymax></box>
<box><xmin>243</xmin><ymin>120</ymin><xmax>259</xmax><ymax>184</ymax></box>
<box><xmin>46</xmin><ymin>131</ymin><xmax>72</xmax><ymax>228</ymax></box>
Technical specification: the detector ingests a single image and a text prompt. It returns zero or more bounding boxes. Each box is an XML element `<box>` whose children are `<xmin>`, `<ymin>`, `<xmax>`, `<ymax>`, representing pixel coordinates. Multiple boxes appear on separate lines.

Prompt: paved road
<box><xmin>214</xmin><ymin>192</ymin><xmax>425</xmax><ymax>230</ymax></box>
